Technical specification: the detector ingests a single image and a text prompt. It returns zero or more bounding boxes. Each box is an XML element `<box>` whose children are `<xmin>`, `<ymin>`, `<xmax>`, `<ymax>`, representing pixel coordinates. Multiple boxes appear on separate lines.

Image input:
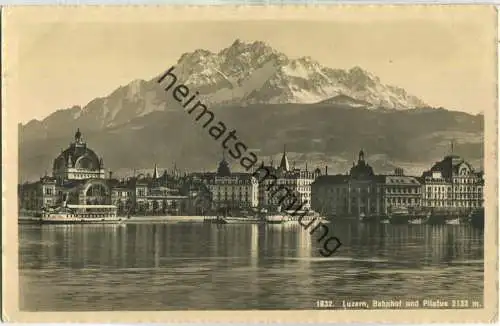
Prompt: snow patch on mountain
<box><xmin>167</xmin><ymin>40</ymin><xmax>426</xmax><ymax>109</ymax></box>
<box><xmin>24</xmin><ymin>39</ymin><xmax>428</xmax><ymax>131</ymax></box>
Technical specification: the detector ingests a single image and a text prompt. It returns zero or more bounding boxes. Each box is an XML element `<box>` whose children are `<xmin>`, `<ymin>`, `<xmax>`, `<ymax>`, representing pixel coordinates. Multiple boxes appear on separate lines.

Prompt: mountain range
<box><xmin>18</xmin><ymin>40</ymin><xmax>483</xmax><ymax>182</ymax></box>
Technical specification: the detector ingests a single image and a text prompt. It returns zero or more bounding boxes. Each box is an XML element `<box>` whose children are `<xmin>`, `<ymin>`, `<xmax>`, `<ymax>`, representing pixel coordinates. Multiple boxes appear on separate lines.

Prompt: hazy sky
<box><xmin>9</xmin><ymin>6</ymin><xmax>496</xmax><ymax>123</ymax></box>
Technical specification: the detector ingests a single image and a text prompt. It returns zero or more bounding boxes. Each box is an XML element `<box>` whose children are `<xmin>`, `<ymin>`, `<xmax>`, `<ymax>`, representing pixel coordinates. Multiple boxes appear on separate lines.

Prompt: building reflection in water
<box><xmin>19</xmin><ymin>221</ymin><xmax>483</xmax><ymax>311</ymax></box>
<box><xmin>22</xmin><ymin>222</ymin><xmax>483</xmax><ymax>271</ymax></box>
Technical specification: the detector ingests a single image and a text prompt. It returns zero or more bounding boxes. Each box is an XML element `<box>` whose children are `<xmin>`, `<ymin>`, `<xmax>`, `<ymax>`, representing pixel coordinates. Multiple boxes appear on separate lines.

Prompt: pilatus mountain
<box><xmin>19</xmin><ymin>40</ymin><xmax>483</xmax><ymax>181</ymax></box>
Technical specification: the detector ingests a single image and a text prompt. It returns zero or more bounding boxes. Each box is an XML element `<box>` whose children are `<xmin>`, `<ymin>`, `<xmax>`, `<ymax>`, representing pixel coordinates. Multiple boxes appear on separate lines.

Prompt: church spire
<box><xmin>152</xmin><ymin>163</ymin><xmax>159</xmax><ymax>179</ymax></box>
<box><xmin>279</xmin><ymin>144</ymin><xmax>290</xmax><ymax>172</ymax></box>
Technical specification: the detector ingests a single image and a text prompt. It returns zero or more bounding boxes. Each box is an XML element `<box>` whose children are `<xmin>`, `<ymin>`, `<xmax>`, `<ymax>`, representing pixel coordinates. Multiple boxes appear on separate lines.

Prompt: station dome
<box><xmin>53</xmin><ymin>129</ymin><xmax>103</xmax><ymax>172</ymax></box>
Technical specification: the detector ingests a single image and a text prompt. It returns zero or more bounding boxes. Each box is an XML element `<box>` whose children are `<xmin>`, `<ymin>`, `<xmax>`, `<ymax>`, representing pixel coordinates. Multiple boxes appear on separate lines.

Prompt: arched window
<box><xmin>76</xmin><ymin>156</ymin><xmax>95</xmax><ymax>170</ymax></box>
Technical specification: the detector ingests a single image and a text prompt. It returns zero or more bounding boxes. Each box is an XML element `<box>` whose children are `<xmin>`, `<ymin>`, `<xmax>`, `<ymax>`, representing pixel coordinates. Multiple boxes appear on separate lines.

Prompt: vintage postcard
<box><xmin>2</xmin><ymin>5</ymin><xmax>498</xmax><ymax>323</ymax></box>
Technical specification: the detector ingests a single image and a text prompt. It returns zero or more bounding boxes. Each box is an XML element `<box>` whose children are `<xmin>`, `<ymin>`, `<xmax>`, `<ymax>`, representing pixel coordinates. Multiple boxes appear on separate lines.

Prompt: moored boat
<box><xmin>468</xmin><ymin>208</ymin><xmax>485</xmax><ymax>229</ymax></box>
<box><xmin>24</xmin><ymin>204</ymin><xmax>121</xmax><ymax>224</ymax></box>
<box><xmin>387</xmin><ymin>207</ymin><xmax>410</xmax><ymax>224</ymax></box>
<box><xmin>256</xmin><ymin>207</ymin><xmax>289</xmax><ymax>224</ymax></box>
<box><xmin>264</xmin><ymin>214</ymin><xmax>289</xmax><ymax>224</ymax></box>
<box><xmin>408</xmin><ymin>217</ymin><xmax>425</xmax><ymax>224</ymax></box>
<box><xmin>445</xmin><ymin>217</ymin><xmax>461</xmax><ymax>225</ymax></box>
<box><xmin>204</xmin><ymin>216</ymin><xmax>229</xmax><ymax>224</ymax></box>
<box><xmin>284</xmin><ymin>210</ymin><xmax>323</xmax><ymax>224</ymax></box>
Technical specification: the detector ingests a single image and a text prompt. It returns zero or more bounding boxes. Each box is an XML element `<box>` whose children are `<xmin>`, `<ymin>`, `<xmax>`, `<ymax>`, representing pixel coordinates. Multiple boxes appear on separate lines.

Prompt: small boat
<box><xmin>388</xmin><ymin>207</ymin><xmax>410</xmax><ymax>224</ymax></box>
<box><xmin>379</xmin><ymin>215</ymin><xmax>390</xmax><ymax>224</ymax></box>
<box><xmin>358</xmin><ymin>212</ymin><xmax>376</xmax><ymax>223</ymax></box>
<box><xmin>408</xmin><ymin>217</ymin><xmax>425</xmax><ymax>225</ymax></box>
<box><xmin>468</xmin><ymin>208</ymin><xmax>484</xmax><ymax>229</ymax></box>
<box><xmin>445</xmin><ymin>217</ymin><xmax>461</xmax><ymax>225</ymax></box>
<box><xmin>264</xmin><ymin>214</ymin><xmax>289</xmax><ymax>224</ymax></box>
<box><xmin>224</xmin><ymin>216</ymin><xmax>261</xmax><ymax>224</ymax></box>
<box><xmin>204</xmin><ymin>216</ymin><xmax>229</xmax><ymax>224</ymax></box>
<box><xmin>284</xmin><ymin>210</ymin><xmax>323</xmax><ymax>224</ymax></box>
<box><xmin>257</xmin><ymin>207</ymin><xmax>289</xmax><ymax>224</ymax></box>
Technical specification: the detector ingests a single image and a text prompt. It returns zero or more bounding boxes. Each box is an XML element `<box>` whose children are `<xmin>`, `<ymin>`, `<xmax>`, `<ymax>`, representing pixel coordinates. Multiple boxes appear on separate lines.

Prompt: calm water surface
<box><xmin>19</xmin><ymin>221</ymin><xmax>484</xmax><ymax>310</ymax></box>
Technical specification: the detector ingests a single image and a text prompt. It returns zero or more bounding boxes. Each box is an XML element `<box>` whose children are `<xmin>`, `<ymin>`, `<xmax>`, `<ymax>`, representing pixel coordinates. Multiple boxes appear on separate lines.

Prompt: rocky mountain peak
<box><xmin>23</xmin><ymin>39</ymin><xmax>430</xmax><ymax>139</ymax></box>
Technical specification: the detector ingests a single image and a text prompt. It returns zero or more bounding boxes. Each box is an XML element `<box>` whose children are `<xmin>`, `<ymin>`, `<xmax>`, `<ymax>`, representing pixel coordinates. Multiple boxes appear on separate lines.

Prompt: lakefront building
<box><xmin>311</xmin><ymin>150</ymin><xmax>421</xmax><ymax>217</ymax></box>
<box><xmin>384</xmin><ymin>170</ymin><xmax>422</xmax><ymax>214</ymax></box>
<box><xmin>311</xmin><ymin>149</ymin><xmax>481</xmax><ymax>217</ymax></box>
<box><xmin>203</xmin><ymin>154</ymin><xmax>259</xmax><ymax>210</ymax></box>
<box><xmin>347</xmin><ymin>150</ymin><xmax>386</xmax><ymax>216</ymax></box>
<box><xmin>254</xmin><ymin>146</ymin><xmax>320</xmax><ymax>210</ymax></box>
<box><xmin>420</xmin><ymin>154</ymin><xmax>484</xmax><ymax>211</ymax></box>
<box><xmin>18</xmin><ymin>129</ymin><xmax>192</xmax><ymax>216</ymax></box>
<box><xmin>19</xmin><ymin>129</ymin><xmax>112</xmax><ymax>212</ymax></box>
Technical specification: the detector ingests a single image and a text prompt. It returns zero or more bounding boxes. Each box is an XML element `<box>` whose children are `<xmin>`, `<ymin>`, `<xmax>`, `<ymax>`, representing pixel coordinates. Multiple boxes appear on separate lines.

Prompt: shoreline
<box><xmin>123</xmin><ymin>216</ymin><xmax>207</xmax><ymax>223</ymax></box>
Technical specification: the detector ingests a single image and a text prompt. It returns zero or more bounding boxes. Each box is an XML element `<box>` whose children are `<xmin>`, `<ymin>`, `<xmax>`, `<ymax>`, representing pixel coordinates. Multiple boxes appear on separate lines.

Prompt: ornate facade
<box><xmin>18</xmin><ymin>129</ymin><xmax>193</xmax><ymax>216</ymax></box>
<box><xmin>311</xmin><ymin>150</ymin><xmax>421</xmax><ymax>217</ymax></box>
<box><xmin>255</xmin><ymin>146</ymin><xmax>320</xmax><ymax>210</ymax></box>
<box><xmin>19</xmin><ymin>129</ymin><xmax>112</xmax><ymax>213</ymax></box>
<box><xmin>311</xmin><ymin>150</ymin><xmax>482</xmax><ymax>217</ymax></box>
<box><xmin>204</xmin><ymin>154</ymin><xmax>259</xmax><ymax>210</ymax></box>
<box><xmin>52</xmin><ymin>128</ymin><xmax>106</xmax><ymax>182</ymax></box>
<box><xmin>421</xmin><ymin>154</ymin><xmax>484</xmax><ymax>212</ymax></box>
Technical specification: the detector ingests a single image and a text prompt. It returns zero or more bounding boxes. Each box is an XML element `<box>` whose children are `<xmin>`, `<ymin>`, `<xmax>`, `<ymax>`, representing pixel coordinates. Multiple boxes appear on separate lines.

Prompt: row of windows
<box><xmin>113</xmin><ymin>191</ymin><xmax>133</xmax><ymax>197</ymax></box>
<box><xmin>209</xmin><ymin>186</ymin><xmax>256</xmax><ymax>191</ymax></box>
<box><xmin>68</xmin><ymin>173</ymin><xmax>100</xmax><ymax>179</ymax></box>
<box><xmin>424</xmin><ymin>194</ymin><xmax>483</xmax><ymax>199</ymax></box>
<box><xmin>215</xmin><ymin>193</ymin><xmax>255</xmax><ymax>197</ymax></box>
<box><xmin>426</xmin><ymin>186</ymin><xmax>483</xmax><ymax>193</ymax></box>
<box><xmin>214</xmin><ymin>197</ymin><xmax>257</xmax><ymax>201</ymax></box>
<box><xmin>424</xmin><ymin>201</ymin><xmax>482</xmax><ymax>207</ymax></box>
<box><xmin>210</xmin><ymin>180</ymin><xmax>254</xmax><ymax>185</ymax></box>
<box><xmin>387</xmin><ymin>198</ymin><xmax>419</xmax><ymax>205</ymax></box>
<box><xmin>453</xmin><ymin>178</ymin><xmax>481</xmax><ymax>184</ymax></box>
<box><xmin>262</xmin><ymin>180</ymin><xmax>312</xmax><ymax>186</ymax></box>
<box><xmin>386</xmin><ymin>187</ymin><xmax>420</xmax><ymax>194</ymax></box>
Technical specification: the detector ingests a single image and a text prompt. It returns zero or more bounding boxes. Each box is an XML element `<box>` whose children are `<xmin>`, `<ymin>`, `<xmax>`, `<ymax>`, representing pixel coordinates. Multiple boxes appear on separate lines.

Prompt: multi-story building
<box><xmin>346</xmin><ymin>150</ymin><xmax>386</xmax><ymax>216</ymax></box>
<box><xmin>204</xmin><ymin>155</ymin><xmax>259</xmax><ymax>210</ymax></box>
<box><xmin>19</xmin><ymin>175</ymin><xmax>58</xmax><ymax>212</ymax></box>
<box><xmin>383</xmin><ymin>168</ymin><xmax>422</xmax><ymax>214</ymax></box>
<box><xmin>311</xmin><ymin>150</ymin><xmax>387</xmax><ymax>216</ymax></box>
<box><xmin>254</xmin><ymin>146</ymin><xmax>320</xmax><ymax>210</ymax></box>
<box><xmin>421</xmin><ymin>154</ymin><xmax>484</xmax><ymax>212</ymax></box>
<box><xmin>310</xmin><ymin>174</ymin><xmax>350</xmax><ymax>216</ymax></box>
<box><xmin>19</xmin><ymin>129</ymin><xmax>112</xmax><ymax>212</ymax></box>
<box><xmin>18</xmin><ymin>129</ymin><xmax>192</xmax><ymax>216</ymax></box>
<box><xmin>311</xmin><ymin>150</ymin><xmax>483</xmax><ymax>217</ymax></box>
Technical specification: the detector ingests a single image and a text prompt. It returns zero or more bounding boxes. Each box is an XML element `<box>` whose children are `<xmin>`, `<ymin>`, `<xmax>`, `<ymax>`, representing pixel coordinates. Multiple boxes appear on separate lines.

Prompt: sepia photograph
<box><xmin>2</xmin><ymin>5</ymin><xmax>498</xmax><ymax>323</ymax></box>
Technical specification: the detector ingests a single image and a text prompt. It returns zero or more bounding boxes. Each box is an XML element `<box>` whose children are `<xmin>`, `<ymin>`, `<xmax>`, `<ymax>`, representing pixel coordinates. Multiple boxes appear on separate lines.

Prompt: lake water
<box><xmin>19</xmin><ymin>221</ymin><xmax>484</xmax><ymax>311</ymax></box>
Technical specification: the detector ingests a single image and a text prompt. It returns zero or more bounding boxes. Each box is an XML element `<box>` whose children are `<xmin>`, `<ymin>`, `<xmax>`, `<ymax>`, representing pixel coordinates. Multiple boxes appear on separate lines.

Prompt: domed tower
<box><xmin>350</xmin><ymin>149</ymin><xmax>374</xmax><ymax>178</ymax></box>
<box><xmin>358</xmin><ymin>149</ymin><xmax>365</xmax><ymax>164</ymax></box>
<box><xmin>52</xmin><ymin>128</ymin><xmax>106</xmax><ymax>183</ymax></box>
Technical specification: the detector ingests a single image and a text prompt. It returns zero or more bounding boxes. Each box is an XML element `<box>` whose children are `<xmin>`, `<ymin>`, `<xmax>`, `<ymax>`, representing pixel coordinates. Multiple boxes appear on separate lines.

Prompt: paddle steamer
<box><xmin>20</xmin><ymin>204</ymin><xmax>120</xmax><ymax>224</ymax></box>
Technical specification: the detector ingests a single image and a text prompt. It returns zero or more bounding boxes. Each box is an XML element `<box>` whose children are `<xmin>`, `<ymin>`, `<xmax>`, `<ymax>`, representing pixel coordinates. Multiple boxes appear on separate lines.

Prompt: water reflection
<box><xmin>19</xmin><ymin>221</ymin><xmax>483</xmax><ymax>311</ymax></box>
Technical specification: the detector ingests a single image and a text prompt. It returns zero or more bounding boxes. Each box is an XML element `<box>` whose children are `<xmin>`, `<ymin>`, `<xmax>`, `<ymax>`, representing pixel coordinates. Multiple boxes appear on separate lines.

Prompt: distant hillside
<box><xmin>19</xmin><ymin>103</ymin><xmax>483</xmax><ymax>182</ymax></box>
